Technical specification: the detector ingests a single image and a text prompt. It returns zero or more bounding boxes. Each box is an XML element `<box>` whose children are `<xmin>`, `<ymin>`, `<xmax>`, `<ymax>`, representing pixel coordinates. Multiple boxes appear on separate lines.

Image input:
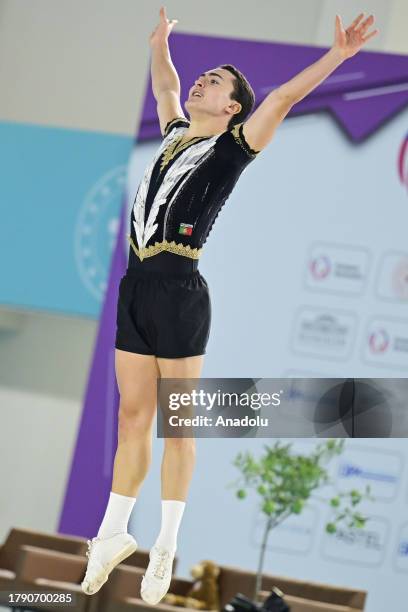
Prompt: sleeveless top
<box><xmin>127</xmin><ymin>116</ymin><xmax>260</xmax><ymax>266</ymax></box>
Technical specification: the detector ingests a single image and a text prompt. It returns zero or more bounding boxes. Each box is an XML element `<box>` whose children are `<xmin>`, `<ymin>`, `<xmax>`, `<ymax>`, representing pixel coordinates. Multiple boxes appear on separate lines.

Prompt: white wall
<box><xmin>0</xmin><ymin>0</ymin><xmax>403</xmax><ymax>136</ymax></box>
<box><xmin>0</xmin><ymin>308</ymin><xmax>97</xmax><ymax>398</ymax></box>
<box><xmin>0</xmin><ymin>387</ymin><xmax>82</xmax><ymax>541</ymax></box>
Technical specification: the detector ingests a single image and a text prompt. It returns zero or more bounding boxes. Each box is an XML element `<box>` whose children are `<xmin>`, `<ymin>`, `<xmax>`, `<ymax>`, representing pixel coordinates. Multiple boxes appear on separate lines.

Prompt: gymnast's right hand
<box><xmin>149</xmin><ymin>5</ymin><xmax>178</xmax><ymax>47</ymax></box>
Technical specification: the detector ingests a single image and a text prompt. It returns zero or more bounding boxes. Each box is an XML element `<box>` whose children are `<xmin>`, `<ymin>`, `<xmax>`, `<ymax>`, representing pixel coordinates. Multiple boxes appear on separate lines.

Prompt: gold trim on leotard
<box><xmin>159</xmin><ymin>135</ymin><xmax>205</xmax><ymax>173</ymax></box>
<box><xmin>163</xmin><ymin>117</ymin><xmax>189</xmax><ymax>138</ymax></box>
<box><xmin>231</xmin><ymin>122</ymin><xmax>261</xmax><ymax>157</ymax></box>
<box><xmin>127</xmin><ymin>234</ymin><xmax>202</xmax><ymax>261</ymax></box>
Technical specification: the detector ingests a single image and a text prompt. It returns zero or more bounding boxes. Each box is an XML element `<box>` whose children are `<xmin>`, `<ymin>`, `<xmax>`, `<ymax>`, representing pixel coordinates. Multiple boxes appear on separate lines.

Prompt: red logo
<box><xmin>309</xmin><ymin>255</ymin><xmax>331</xmax><ymax>280</ymax></box>
<box><xmin>398</xmin><ymin>133</ymin><xmax>408</xmax><ymax>191</ymax></box>
<box><xmin>369</xmin><ymin>329</ymin><xmax>390</xmax><ymax>354</ymax></box>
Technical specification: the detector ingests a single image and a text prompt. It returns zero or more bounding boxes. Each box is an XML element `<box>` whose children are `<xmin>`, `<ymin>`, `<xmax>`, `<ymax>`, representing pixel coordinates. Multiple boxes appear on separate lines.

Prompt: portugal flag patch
<box><xmin>178</xmin><ymin>223</ymin><xmax>193</xmax><ymax>236</ymax></box>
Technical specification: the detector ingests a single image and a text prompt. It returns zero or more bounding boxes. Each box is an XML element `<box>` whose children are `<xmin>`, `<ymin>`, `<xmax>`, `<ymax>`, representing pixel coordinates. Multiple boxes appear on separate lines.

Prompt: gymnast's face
<box><xmin>185</xmin><ymin>67</ymin><xmax>242</xmax><ymax>123</ymax></box>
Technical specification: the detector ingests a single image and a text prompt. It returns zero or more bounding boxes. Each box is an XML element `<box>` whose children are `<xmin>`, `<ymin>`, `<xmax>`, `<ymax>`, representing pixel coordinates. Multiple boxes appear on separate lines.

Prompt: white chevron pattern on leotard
<box><xmin>132</xmin><ymin>128</ymin><xmax>221</xmax><ymax>249</ymax></box>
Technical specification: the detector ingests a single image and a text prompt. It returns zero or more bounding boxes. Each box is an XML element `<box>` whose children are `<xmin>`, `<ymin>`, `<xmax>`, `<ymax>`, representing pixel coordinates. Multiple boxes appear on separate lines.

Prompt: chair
<box><xmin>262</xmin><ymin>575</ymin><xmax>367</xmax><ymax>612</ymax></box>
<box><xmin>92</xmin><ymin>562</ymin><xmax>366</xmax><ymax>612</ymax></box>
<box><xmin>9</xmin><ymin>544</ymin><xmax>92</xmax><ymax>611</ymax></box>
<box><xmin>259</xmin><ymin>590</ymin><xmax>364</xmax><ymax>612</ymax></box>
<box><xmin>216</xmin><ymin>565</ymin><xmax>366</xmax><ymax>611</ymax></box>
<box><xmin>0</xmin><ymin>527</ymin><xmax>88</xmax><ymax>600</ymax></box>
<box><xmin>0</xmin><ymin>526</ymin><xmax>157</xmax><ymax>611</ymax></box>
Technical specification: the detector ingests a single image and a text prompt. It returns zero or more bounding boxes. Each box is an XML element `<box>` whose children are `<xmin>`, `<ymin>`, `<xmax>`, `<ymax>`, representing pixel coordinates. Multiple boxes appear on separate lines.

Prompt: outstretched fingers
<box><xmin>362</xmin><ymin>28</ymin><xmax>379</xmax><ymax>43</ymax></box>
<box><xmin>160</xmin><ymin>5</ymin><xmax>178</xmax><ymax>26</ymax></box>
<box><xmin>160</xmin><ymin>6</ymin><xmax>169</xmax><ymax>23</ymax></box>
<box><xmin>335</xmin><ymin>14</ymin><xmax>345</xmax><ymax>39</ymax></box>
<box><xmin>346</xmin><ymin>12</ymin><xmax>364</xmax><ymax>32</ymax></box>
<box><xmin>356</xmin><ymin>14</ymin><xmax>375</xmax><ymax>35</ymax></box>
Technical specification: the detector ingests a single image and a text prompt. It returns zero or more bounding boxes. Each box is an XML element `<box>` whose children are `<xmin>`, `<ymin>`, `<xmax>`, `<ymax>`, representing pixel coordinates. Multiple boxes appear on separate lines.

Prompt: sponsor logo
<box><xmin>321</xmin><ymin>516</ymin><xmax>389</xmax><ymax>566</ymax></box>
<box><xmin>339</xmin><ymin>462</ymin><xmax>397</xmax><ymax>484</ymax></box>
<box><xmin>305</xmin><ymin>243</ymin><xmax>369</xmax><ymax>295</ymax></box>
<box><xmin>395</xmin><ymin>523</ymin><xmax>408</xmax><ymax>573</ymax></box>
<box><xmin>336</xmin><ymin>447</ymin><xmax>402</xmax><ymax>500</ymax></box>
<box><xmin>291</xmin><ymin>307</ymin><xmax>357</xmax><ymax>360</ymax></box>
<box><xmin>309</xmin><ymin>255</ymin><xmax>331</xmax><ymax>279</ymax></box>
<box><xmin>368</xmin><ymin>328</ymin><xmax>390</xmax><ymax>354</ymax></box>
<box><xmin>398</xmin><ymin>132</ymin><xmax>408</xmax><ymax>191</ymax></box>
<box><xmin>362</xmin><ymin>317</ymin><xmax>408</xmax><ymax>369</ymax></box>
<box><xmin>375</xmin><ymin>252</ymin><xmax>408</xmax><ymax>302</ymax></box>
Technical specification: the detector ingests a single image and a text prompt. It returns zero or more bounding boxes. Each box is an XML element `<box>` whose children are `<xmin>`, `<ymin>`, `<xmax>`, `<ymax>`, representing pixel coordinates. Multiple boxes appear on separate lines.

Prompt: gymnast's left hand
<box><xmin>333</xmin><ymin>13</ymin><xmax>379</xmax><ymax>60</ymax></box>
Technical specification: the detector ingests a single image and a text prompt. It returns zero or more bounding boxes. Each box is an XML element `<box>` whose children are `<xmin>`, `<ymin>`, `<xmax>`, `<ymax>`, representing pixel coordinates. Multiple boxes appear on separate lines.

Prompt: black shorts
<box><xmin>115</xmin><ymin>266</ymin><xmax>211</xmax><ymax>358</ymax></box>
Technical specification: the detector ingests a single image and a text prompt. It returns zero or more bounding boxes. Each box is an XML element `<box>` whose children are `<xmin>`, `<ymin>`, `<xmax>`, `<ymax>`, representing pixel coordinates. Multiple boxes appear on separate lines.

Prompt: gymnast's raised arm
<box><xmin>149</xmin><ymin>6</ymin><xmax>186</xmax><ymax>136</ymax></box>
<box><xmin>242</xmin><ymin>13</ymin><xmax>379</xmax><ymax>154</ymax></box>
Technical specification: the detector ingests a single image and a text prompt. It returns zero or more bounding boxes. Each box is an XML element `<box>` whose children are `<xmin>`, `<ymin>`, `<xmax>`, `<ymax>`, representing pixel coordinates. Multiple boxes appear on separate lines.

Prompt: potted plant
<box><xmin>229</xmin><ymin>439</ymin><xmax>374</xmax><ymax>604</ymax></box>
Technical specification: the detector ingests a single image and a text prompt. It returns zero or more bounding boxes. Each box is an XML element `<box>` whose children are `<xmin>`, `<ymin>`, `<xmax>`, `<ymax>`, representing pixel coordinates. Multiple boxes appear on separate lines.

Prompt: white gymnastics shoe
<box><xmin>81</xmin><ymin>532</ymin><xmax>138</xmax><ymax>595</ymax></box>
<box><xmin>140</xmin><ymin>544</ymin><xmax>176</xmax><ymax>605</ymax></box>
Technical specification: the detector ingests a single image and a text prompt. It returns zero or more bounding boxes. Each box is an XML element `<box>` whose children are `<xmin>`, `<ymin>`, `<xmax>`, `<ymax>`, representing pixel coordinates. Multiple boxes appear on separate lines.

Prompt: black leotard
<box><xmin>127</xmin><ymin>116</ymin><xmax>260</xmax><ymax>271</ymax></box>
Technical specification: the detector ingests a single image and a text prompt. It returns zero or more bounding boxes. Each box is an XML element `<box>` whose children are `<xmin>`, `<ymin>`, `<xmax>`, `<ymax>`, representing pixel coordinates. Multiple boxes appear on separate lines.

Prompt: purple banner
<box><xmin>58</xmin><ymin>199</ymin><xmax>127</xmax><ymax>536</ymax></box>
<box><xmin>139</xmin><ymin>32</ymin><xmax>408</xmax><ymax>143</ymax></box>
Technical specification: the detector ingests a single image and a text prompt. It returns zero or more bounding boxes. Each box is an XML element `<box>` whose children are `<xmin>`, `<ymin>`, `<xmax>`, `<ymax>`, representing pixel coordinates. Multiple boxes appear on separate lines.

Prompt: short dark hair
<box><xmin>219</xmin><ymin>64</ymin><xmax>255</xmax><ymax>130</ymax></box>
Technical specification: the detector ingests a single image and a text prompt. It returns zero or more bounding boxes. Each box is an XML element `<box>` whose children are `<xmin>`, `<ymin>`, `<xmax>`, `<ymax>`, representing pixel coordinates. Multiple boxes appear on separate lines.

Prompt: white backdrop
<box><xmin>126</xmin><ymin>107</ymin><xmax>408</xmax><ymax>612</ymax></box>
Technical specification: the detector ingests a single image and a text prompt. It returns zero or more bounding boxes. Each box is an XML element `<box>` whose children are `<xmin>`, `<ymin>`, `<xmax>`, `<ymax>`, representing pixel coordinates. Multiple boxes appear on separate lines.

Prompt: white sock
<box><xmin>154</xmin><ymin>500</ymin><xmax>186</xmax><ymax>553</ymax></box>
<box><xmin>97</xmin><ymin>491</ymin><xmax>136</xmax><ymax>539</ymax></box>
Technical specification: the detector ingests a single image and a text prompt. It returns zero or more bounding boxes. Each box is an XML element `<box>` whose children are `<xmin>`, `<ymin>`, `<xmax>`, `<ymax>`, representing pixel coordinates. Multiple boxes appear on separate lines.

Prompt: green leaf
<box><xmin>326</xmin><ymin>523</ymin><xmax>337</xmax><ymax>534</ymax></box>
<box><xmin>237</xmin><ymin>489</ymin><xmax>246</xmax><ymax>499</ymax></box>
<box><xmin>330</xmin><ymin>496</ymin><xmax>340</xmax><ymax>508</ymax></box>
<box><xmin>262</xmin><ymin>500</ymin><xmax>276</xmax><ymax>516</ymax></box>
<box><xmin>291</xmin><ymin>500</ymin><xmax>304</xmax><ymax>514</ymax></box>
